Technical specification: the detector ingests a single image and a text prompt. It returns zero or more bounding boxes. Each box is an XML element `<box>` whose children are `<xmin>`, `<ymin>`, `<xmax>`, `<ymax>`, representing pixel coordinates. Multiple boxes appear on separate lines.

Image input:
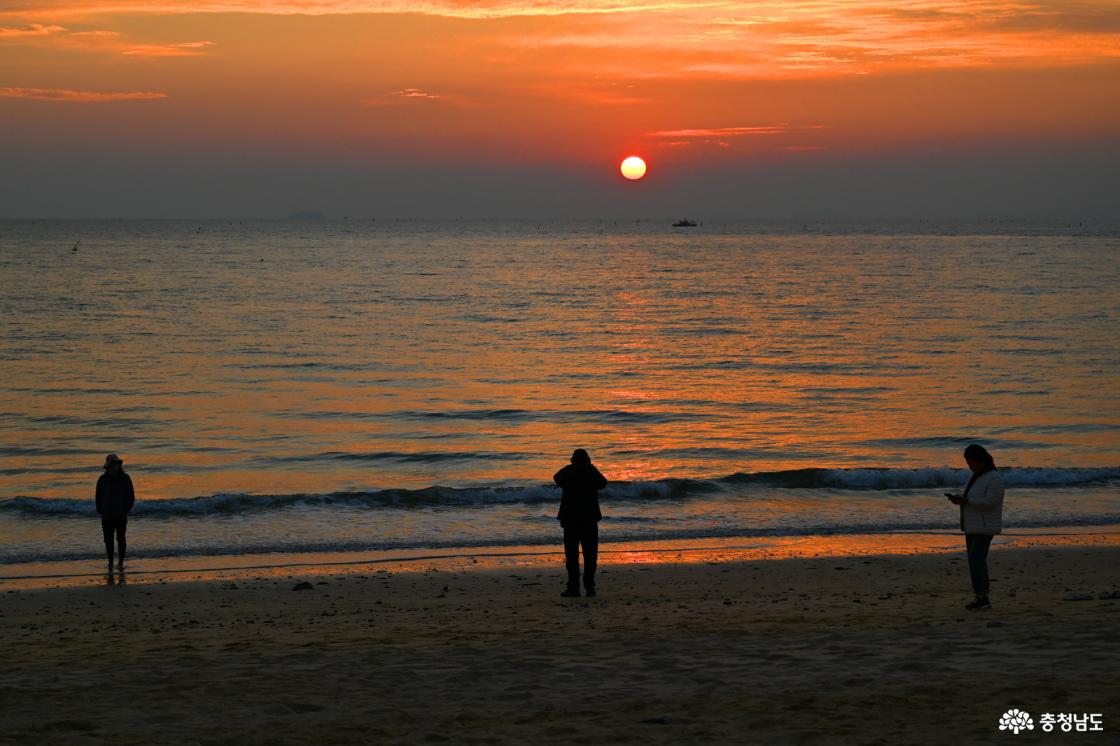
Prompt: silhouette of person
<box><xmin>554</xmin><ymin>448</ymin><xmax>607</xmax><ymax>597</ymax></box>
<box><xmin>96</xmin><ymin>453</ymin><xmax>135</xmax><ymax>571</ymax></box>
<box><xmin>945</xmin><ymin>443</ymin><xmax>1004</xmax><ymax>610</ymax></box>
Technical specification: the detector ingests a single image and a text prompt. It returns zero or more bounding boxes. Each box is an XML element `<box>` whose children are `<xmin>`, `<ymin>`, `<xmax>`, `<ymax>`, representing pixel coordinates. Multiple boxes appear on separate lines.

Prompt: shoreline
<box><xmin>4</xmin><ymin>525</ymin><xmax>1117</xmax><ymax>591</ymax></box>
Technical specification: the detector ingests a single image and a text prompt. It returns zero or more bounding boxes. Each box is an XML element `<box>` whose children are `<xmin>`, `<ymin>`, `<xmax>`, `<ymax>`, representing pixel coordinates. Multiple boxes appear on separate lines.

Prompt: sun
<box><xmin>620</xmin><ymin>155</ymin><xmax>647</xmax><ymax>180</ymax></box>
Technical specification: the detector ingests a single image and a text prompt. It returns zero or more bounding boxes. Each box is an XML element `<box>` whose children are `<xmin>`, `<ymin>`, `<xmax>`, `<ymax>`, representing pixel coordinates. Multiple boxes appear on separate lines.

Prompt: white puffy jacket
<box><xmin>960</xmin><ymin>469</ymin><xmax>1004</xmax><ymax>535</ymax></box>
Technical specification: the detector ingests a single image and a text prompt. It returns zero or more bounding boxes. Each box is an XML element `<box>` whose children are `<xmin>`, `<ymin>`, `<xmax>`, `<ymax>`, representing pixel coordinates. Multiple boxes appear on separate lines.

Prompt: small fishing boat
<box><xmin>672</xmin><ymin>218</ymin><xmax>697</xmax><ymax>227</ymax></box>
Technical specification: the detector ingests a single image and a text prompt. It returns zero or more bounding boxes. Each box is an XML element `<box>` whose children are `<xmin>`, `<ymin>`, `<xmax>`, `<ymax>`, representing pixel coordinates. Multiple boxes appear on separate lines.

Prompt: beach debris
<box><xmin>292</xmin><ymin>581</ymin><xmax>314</xmax><ymax>591</ymax></box>
<box><xmin>1062</xmin><ymin>592</ymin><xmax>1094</xmax><ymax>601</ymax></box>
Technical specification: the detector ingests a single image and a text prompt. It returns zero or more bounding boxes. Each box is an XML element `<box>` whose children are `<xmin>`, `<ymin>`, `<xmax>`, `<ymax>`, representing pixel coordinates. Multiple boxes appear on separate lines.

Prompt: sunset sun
<box><xmin>620</xmin><ymin>156</ymin><xmax>647</xmax><ymax>180</ymax></box>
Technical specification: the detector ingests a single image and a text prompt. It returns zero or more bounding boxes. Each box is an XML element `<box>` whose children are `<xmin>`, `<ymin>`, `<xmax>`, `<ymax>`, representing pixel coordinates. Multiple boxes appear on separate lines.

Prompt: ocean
<box><xmin>1</xmin><ymin>219</ymin><xmax>1118</xmax><ymax>572</ymax></box>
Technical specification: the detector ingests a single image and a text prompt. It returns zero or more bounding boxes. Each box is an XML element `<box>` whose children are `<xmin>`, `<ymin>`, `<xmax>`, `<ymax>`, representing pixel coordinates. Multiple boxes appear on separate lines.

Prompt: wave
<box><xmin>261</xmin><ymin>450</ymin><xmax>530</xmax><ymax>464</ymax></box>
<box><xmin>720</xmin><ymin>466</ymin><xmax>1120</xmax><ymax>490</ymax></box>
<box><xmin>1</xmin><ymin>466</ymin><xmax>1117</xmax><ymax>518</ymax></box>
<box><xmin>0</xmin><ymin>480</ymin><xmax>697</xmax><ymax>517</ymax></box>
<box><xmin>276</xmin><ymin>408</ymin><xmax>726</xmax><ymax>425</ymax></box>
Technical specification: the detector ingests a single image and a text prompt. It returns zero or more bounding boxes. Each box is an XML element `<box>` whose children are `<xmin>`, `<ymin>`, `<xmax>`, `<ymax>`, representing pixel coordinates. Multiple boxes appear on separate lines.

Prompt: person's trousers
<box><xmin>965</xmin><ymin>533</ymin><xmax>993</xmax><ymax>598</ymax></box>
<box><xmin>102</xmin><ymin>518</ymin><xmax>127</xmax><ymax>564</ymax></box>
<box><xmin>563</xmin><ymin>522</ymin><xmax>598</xmax><ymax>590</ymax></box>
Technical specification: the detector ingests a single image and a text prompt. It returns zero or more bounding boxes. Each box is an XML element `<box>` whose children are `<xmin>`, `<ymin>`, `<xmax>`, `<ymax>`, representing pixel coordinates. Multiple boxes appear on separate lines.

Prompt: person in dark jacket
<box><xmin>554</xmin><ymin>448</ymin><xmax>607</xmax><ymax>597</ymax></box>
<box><xmin>96</xmin><ymin>453</ymin><xmax>135</xmax><ymax>571</ymax></box>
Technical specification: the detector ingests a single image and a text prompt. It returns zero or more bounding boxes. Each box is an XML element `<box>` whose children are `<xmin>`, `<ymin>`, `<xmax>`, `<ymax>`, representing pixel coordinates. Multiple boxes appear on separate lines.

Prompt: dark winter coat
<box><xmin>554</xmin><ymin>463</ymin><xmax>607</xmax><ymax>526</ymax></box>
<box><xmin>96</xmin><ymin>471</ymin><xmax>135</xmax><ymax>522</ymax></box>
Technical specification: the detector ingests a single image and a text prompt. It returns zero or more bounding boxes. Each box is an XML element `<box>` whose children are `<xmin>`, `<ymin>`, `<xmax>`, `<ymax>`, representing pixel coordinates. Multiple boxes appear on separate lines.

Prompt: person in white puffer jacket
<box><xmin>946</xmin><ymin>444</ymin><xmax>1004</xmax><ymax>610</ymax></box>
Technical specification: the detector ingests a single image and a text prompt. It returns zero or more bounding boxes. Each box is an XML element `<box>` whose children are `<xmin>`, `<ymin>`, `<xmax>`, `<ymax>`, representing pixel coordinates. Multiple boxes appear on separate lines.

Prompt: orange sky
<box><xmin>1</xmin><ymin>1</ymin><xmax>1118</xmax><ymax>215</ymax></box>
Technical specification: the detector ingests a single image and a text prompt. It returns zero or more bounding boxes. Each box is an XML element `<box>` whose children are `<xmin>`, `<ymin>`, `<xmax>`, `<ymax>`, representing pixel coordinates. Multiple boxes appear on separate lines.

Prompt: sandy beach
<box><xmin>2</xmin><ymin>539</ymin><xmax>1117</xmax><ymax>745</ymax></box>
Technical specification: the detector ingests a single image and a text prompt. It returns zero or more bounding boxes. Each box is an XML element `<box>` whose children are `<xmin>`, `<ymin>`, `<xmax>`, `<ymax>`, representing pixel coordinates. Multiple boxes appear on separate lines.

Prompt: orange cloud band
<box><xmin>650</xmin><ymin>126</ymin><xmax>787</xmax><ymax>137</ymax></box>
<box><xmin>4</xmin><ymin>0</ymin><xmax>725</xmax><ymax>21</ymax></box>
<box><xmin>0</xmin><ymin>23</ymin><xmax>66</xmax><ymax>35</ymax></box>
<box><xmin>0</xmin><ymin>86</ymin><xmax>168</xmax><ymax>101</ymax></box>
<box><xmin>5</xmin><ymin>1</ymin><xmax>1119</xmax><ymax>78</ymax></box>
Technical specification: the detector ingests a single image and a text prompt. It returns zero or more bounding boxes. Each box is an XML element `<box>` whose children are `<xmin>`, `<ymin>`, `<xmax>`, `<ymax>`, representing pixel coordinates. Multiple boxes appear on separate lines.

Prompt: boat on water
<box><xmin>672</xmin><ymin>219</ymin><xmax>698</xmax><ymax>227</ymax></box>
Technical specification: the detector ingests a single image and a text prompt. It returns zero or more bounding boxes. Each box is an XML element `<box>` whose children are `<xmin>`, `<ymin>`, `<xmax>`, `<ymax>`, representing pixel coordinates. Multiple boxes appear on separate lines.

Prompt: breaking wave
<box><xmin>2</xmin><ymin>466</ymin><xmax>1117</xmax><ymax>518</ymax></box>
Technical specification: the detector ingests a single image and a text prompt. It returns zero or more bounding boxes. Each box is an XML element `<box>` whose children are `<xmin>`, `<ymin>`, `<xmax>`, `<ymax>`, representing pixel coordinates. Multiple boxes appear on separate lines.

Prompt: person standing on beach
<box><xmin>96</xmin><ymin>453</ymin><xmax>135</xmax><ymax>572</ymax></box>
<box><xmin>946</xmin><ymin>444</ymin><xmax>1004</xmax><ymax>610</ymax></box>
<box><xmin>554</xmin><ymin>448</ymin><xmax>607</xmax><ymax>598</ymax></box>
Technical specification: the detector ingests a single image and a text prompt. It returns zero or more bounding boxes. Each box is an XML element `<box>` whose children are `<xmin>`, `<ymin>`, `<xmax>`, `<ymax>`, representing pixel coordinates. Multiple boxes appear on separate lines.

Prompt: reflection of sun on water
<box><xmin>620</xmin><ymin>156</ymin><xmax>647</xmax><ymax>180</ymax></box>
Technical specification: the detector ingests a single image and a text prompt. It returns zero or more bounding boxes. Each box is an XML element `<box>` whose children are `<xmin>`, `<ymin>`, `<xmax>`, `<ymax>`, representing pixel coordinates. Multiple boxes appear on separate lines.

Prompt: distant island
<box><xmin>288</xmin><ymin>210</ymin><xmax>326</xmax><ymax>221</ymax></box>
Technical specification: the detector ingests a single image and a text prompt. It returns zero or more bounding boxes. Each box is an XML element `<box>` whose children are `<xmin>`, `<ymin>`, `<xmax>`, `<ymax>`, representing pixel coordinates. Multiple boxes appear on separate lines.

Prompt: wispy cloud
<box><xmin>393</xmin><ymin>88</ymin><xmax>443</xmax><ymax>100</ymax></box>
<box><xmin>121</xmin><ymin>40</ymin><xmax>215</xmax><ymax>56</ymax></box>
<box><xmin>5</xmin><ymin>0</ymin><xmax>731</xmax><ymax>21</ymax></box>
<box><xmin>0</xmin><ymin>23</ymin><xmax>66</xmax><ymax>36</ymax></box>
<box><xmin>364</xmin><ymin>88</ymin><xmax>472</xmax><ymax>106</ymax></box>
<box><xmin>495</xmin><ymin>0</ymin><xmax>1120</xmax><ymax>79</ymax></box>
<box><xmin>1</xmin><ymin>24</ymin><xmax>215</xmax><ymax>57</ymax></box>
<box><xmin>646</xmin><ymin>123</ymin><xmax>832</xmax><ymax>153</ymax></box>
<box><xmin>0</xmin><ymin>86</ymin><xmax>167</xmax><ymax>101</ymax></box>
<box><xmin>650</xmin><ymin>125</ymin><xmax>786</xmax><ymax>137</ymax></box>
<box><xmin>6</xmin><ymin>0</ymin><xmax>1119</xmax><ymax>81</ymax></box>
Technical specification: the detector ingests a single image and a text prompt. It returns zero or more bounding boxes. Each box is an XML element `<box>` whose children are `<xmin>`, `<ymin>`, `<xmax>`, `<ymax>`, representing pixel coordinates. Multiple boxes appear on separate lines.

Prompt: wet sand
<box><xmin>2</xmin><ymin>543</ymin><xmax>1118</xmax><ymax>744</ymax></box>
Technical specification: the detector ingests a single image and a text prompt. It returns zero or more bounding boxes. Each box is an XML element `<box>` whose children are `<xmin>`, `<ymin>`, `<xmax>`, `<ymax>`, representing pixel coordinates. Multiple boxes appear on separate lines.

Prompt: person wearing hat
<box><xmin>554</xmin><ymin>448</ymin><xmax>608</xmax><ymax>597</ymax></box>
<box><xmin>96</xmin><ymin>453</ymin><xmax>135</xmax><ymax>571</ymax></box>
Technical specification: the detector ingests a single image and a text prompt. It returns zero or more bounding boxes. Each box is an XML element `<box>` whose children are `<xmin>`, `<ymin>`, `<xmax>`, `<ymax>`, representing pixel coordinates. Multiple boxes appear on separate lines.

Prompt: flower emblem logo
<box><xmin>999</xmin><ymin>709</ymin><xmax>1035</xmax><ymax>734</ymax></box>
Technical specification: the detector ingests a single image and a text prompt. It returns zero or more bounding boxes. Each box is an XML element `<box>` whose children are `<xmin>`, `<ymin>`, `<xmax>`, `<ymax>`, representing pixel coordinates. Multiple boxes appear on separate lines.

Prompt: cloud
<box><xmin>0</xmin><ymin>23</ymin><xmax>66</xmax><ymax>36</ymax></box>
<box><xmin>495</xmin><ymin>1</ymin><xmax>1120</xmax><ymax>79</ymax></box>
<box><xmin>645</xmin><ymin>124</ymin><xmax>786</xmax><ymax>151</ymax></box>
<box><xmin>649</xmin><ymin>125</ymin><xmax>786</xmax><ymax>137</ymax></box>
<box><xmin>121</xmin><ymin>40</ymin><xmax>215</xmax><ymax>56</ymax></box>
<box><xmin>3</xmin><ymin>0</ymin><xmax>730</xmax><ymax>21</ymax></box>
<box><xmin>645</xmin><ymin>123</ymin><xmax>833</xmax><ymax>153</ymax></box>
<box><xmin>1</xmin><ymin>25</ymin><xmax>215</xmax><ymax>57</ymax></box>
<box><xmin>364</xmin><ymin>88</ymin><xmax>474</xmax><ymax>106</ymax></box>
<box><xmin>394</xmin><ymin>88</ymin><xmax>443</xmax><ymax>100</ymax></box>
<box><xmin>0</xmin><ymin>86</ymin><xmax>168</xmax><ymax>101</ymax></box>
<box><xmin>6</xmin><ymin>0</ymin><xmax>1120</xmax><ymax>81</ymax></box>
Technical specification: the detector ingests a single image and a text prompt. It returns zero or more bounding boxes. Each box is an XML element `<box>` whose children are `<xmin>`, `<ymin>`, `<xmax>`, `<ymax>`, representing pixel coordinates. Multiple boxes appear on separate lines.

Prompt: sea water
<box><xmin>1</xmin><ymin>219</ymin><xmax>1117</xmax><ymax>569</ymax></box>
